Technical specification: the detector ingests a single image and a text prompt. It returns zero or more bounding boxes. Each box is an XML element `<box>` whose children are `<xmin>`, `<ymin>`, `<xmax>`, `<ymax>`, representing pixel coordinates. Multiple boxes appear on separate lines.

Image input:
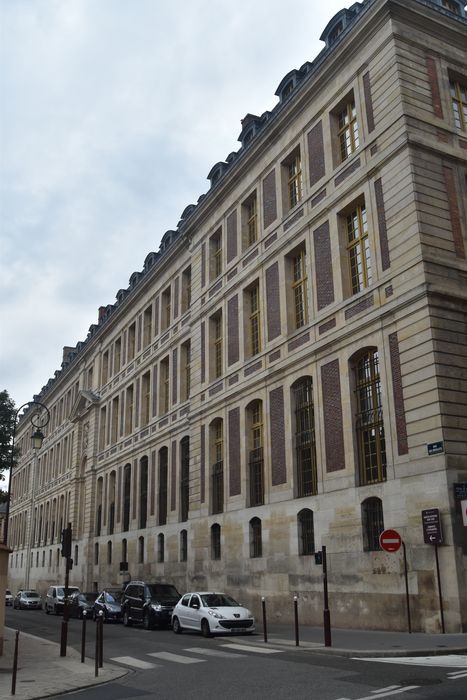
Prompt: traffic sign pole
<box><xmin>380</xmin><ymin>529</ymin><xmax>411</xmax><ymax>633</ymax></box>
<box><xmin>434</xmin><ymin>543</ymin><xmax>445</xmax><ymax>634</ymax></box>
<box><xmin>402</xmin><ymin>541</ymin><xmax>411</xmax><ymax>634</ymax></box>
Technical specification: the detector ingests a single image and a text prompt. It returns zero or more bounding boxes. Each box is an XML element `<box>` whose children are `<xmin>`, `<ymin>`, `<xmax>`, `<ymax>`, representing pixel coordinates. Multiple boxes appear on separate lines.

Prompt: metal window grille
<box><xmin>139</xmin><ymin>461</ymin><xmax>148</xmax><ymax>530</ymax></box>
<box><xmin>250</xmin><ymin>518</ymin><xmax>262</xmax><ymax>558</ymax></box>
<box><xmin>108</xmin><ymin>502</ymin><xmax>115</xmax><ymax>535</ymax></box>
<box><xmin>157</xmin><ymin>534</ymin><xmax>164</xmax><ymax>562</ymax></box>
<box><xmin>298</xmin><ymin>509</ymin><xmax>315</xmax><ymax>555</ymax></box>
<box><xmin>95</xmin><ymin>505</ymin><xmax>102</xmax><ymax>536</ymax></box>
<box><xmin>249</xmin><ymin>447</ymin><xmax>264</xmax><ymax>506</ymax></box>
<box><xmin>362</xmin><ymin>498</ymin><xmax>384</xmax><ymax>551</ymax></box>
<box><xmin>211</xmin><ymin>524</ymin><xmax>221</xmax><ymax>560</ymax></box>
<box><xmin>356</xmin><ymin>351</ymin><xmax>387</xmax><ymax>485</ymax></box>
<box><xmin>180</xmin><ymin>530</ymin><xmax>187</xmax><ymax>562</ymax></box>
<box><xmin>180</xmin><ymin>438</ymin><xmax>190</xmax><ymax>522</ymax></box>
<box><xmin>294</xmin><ymin>380</ymin><xmax>317</xmax><ymax>496</ymax></box>
<box><xmin>123</xmin><ymin>466</ymin><xmax>131</xmax><ymax>531</ymax></box>
<box><xmin>158</xmin><ymin>453</ymin><xmax>168</xmax><ymax>526</ymax></box>
<box><xmin>212</xmin><ymin>461</ymin><xmax>224</xmax><ymax>514</ymax></box>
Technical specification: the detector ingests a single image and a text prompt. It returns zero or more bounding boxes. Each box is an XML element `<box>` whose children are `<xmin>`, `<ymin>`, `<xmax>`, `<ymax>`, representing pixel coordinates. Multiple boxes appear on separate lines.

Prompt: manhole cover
<box><xmin>402</xmin><ymin>678</ymin><xmax>443</xmax><ymax>686</ymax></box>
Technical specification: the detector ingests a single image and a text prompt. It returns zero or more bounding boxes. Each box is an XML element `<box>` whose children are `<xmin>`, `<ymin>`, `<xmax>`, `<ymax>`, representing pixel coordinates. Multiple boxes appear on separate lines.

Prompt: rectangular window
<box><xmin>245</xmin><ymin>282</ymin><xmax>261</xmax><ymax>357</ymax></box>
<box><xmin>143</xmin><ymin>305</ymin><xmax>153</xmax><ymax>347</ymax></box>
<box><xmin>294</xmin><ymin>379</ymin><xmax>317</xmax><ymax>497</ymax></box>
<box><xmin>442</xmin><ymin>0</ymin><xmax>460</xmax><ymax>13</ymax></box>
<box><xmin>160</xmin><ymin>357</ymin><xmax>170</xmax><ymax>414</ymax></box>
<box><xmin>111</xmin><ymin>396</ymin><xmax>119</xmax><ymax>443</ymax></box>
<box><xmin>101</xmin><ymin>350</ymin><xmax>109</xmax><ymax>385</ymax></box>
<box><xmin>181</xmin><ymin>266</ymin><xmax>192</xmax><ymax>313</ymax></box>
<box><xmin>450</xmin><ymin>79</ymin><xmax>467</xmax><ymax>131</ymax></box>
<box><xmin>125</xmin><ymin>384</ymin><xmax>134</xmax><ymax>435</ymax></box>
<box><xmin>158</xmin><ymin>450</ymin><xmax>168</xmax><ymax>526</ymax></box>
<box><xmin>141</xmin><ymin>371</ymin><xmax>150</xmax><ymax>426</ymax></box>
<box><xmin>210</xmin><ymin>229</ymin><xmax>223</xmax><ymax>281</ymax></box>
<box><xmin>114</xmin><ymin>337</ymin><xmax>122</xmax><ymax>374</ymax></box>
<box><xmin>346</xmin><ymin>204</ymin><xmax>372</xmax><ymax>294</ymax></box>
<box><xmin>292</xmin><ymin>250</ymin><xmax>308</xmax><ymax>329</ymax></box>
<box><xmin>337</xmin><ymin>99</ymin><xmax>359</xmax><ymax>162</ymax></box>
<box><xmin>161</xmin><ymin>287</ymin><xmax>171</xmax><ymax>331</ymax></box>
<box><xmin>356</xmin><ymin>351</ymin><xmax>387</xmax><ymax>485</ymax></box>
<box><xmin>99</xmin><ymin>406</ymin><xmax>107</xmax><ymax>450</ymax></box>
<box><xmin>249</xmin><ymin>403</ymin><xmax>264</xmax><ymax>506</ymax></box>
<box><xmin>181</xmin><ymin>340</ymin><xmax>191</xmax><ymax>401</ymax></box>
<box><xmin>128</xmin><ymin>322</ymin><xmax>136</xmax><ymax>361</ymax></box>
<box><xmin>242</xmin><ymin>192</ymin><xmax>258</xmax><ymax>249</ymax></box>
<box><xmin>210</xmin><ymin>312</ymin><xmax>223</xmax><ymax>380</ymax></box>
<box><xmin>211</xmin><ymin>421</ymin><xmax>224</xmax><ymax>515</ymax></box>
<box><xmin>282</xmin><ymin>150</ymin><xmax>302</xmax><ymax>211</ymax></box>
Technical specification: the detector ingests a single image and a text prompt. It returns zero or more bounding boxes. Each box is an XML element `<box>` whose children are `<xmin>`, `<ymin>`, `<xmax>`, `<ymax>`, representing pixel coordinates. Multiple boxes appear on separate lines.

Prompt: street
<box><xmin>5</xmin><ymin>608</ymin><xmax>467</xmax><ymax>700</ymax></box>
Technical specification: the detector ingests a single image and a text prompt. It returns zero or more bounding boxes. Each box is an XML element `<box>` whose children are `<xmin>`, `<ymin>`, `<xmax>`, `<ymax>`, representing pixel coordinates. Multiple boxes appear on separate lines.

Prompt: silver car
<box><xmin>172</xmin><ymin>592</ymin><xmax>255</xmax><ymax>637</ymax></box>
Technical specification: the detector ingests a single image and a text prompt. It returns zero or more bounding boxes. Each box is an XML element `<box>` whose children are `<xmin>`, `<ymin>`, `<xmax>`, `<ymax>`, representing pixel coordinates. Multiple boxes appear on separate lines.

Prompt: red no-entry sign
<box><xmin>379</xmin><ymin>529</ymin><xmax>402</xmax><ymax>552</ymax></box>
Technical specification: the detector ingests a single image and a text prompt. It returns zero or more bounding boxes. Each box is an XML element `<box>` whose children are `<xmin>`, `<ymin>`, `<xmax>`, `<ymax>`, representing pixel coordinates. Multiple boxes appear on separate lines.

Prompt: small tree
<box><xmin>0</xmin><ymin>389</ymin><xmax>17</xmax><ymax>489</ymax></box>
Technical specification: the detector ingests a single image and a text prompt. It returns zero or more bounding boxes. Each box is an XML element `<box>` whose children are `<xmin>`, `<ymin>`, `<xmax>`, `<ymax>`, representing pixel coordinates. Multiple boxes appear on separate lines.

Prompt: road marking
<box><xmin>184</xmin><ymin>646</ymin><xmax>244</xmax><ymax>657</ymax></box>
<box><xmin>220</xmin><ymin>643</ymin><xmax>282</xmax><ymax>654</ymax></box>
<box><xmin>354</xmin><ymin>654</ymin><xmax>467</xmax><ymax>668</ymax></box>
<box><xmin>111</xmin><ymin>656</ymin><xmax>157</xmax><ymax>669</ymax></box>
<box><xmin>448</xmin><ymin>670</ymin><xmax>467</xmax><ymax>679</ymax></box>
<box><xmin>371</xmin><ymin>688</ymin><xmax>403</xmax><ymax>693</ymax></box>
<box><xmin>334</xmin><ymin>686</ymin><xmax>419</xmax><ymax>700</ymax></box>
<box><xmin>148</xmin><ymin>651</ymin><xmax>205</xmax><ymax>664</ymax></box>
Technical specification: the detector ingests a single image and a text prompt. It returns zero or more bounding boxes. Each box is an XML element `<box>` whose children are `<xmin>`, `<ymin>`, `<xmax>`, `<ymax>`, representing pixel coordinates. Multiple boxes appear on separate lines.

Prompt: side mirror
<box><xmin>192</xmin><ymin>602</ymin><xmax>200</xmax><ymax>610</ymax></box>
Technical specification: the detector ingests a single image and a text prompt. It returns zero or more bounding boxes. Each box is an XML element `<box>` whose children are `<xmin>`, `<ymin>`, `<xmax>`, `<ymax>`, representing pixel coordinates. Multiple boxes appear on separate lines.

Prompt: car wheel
<box><xmin>172</xmin><ymin>616</ymin><xmax>183</xmax><ymax>634</ymax></box>
<box><xmin>123</xmin><ymin>610</ymin><xmax>132</xmax><ymax>627</ymax></box>
<box><xmin>201</xmin><ymin>619</ymin><xmax>212</xmax><ymax>638</ymax></box>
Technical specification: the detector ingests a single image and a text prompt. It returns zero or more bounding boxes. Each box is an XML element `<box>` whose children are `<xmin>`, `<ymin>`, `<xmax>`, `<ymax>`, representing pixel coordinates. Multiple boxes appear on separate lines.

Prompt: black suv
<box><xmin>121</xmin><ymin>581</ymin><xmax>181</xmax><ymax>630</ymax></box>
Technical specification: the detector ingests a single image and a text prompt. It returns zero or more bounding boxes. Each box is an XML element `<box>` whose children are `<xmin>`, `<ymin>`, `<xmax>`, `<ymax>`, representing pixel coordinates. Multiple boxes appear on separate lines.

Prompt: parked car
<box><xmin>13</xmin><ymin>590</ymin><xmax>43</xmax><ymax>610</ymax></box>
<box><xmin>93</xmin><ymin>588</ymin><xmax>123</xmax><ymax>622</ymax></box>
<box><xmin>172</xmin><ymin>592</ymin><xmax>255</xmax><ymax>637</ymax></box>
<box><xmin>121</xmin><ymin>581</ymin><xmax>181</xmax><ymax>630</ymax></box>
<box><xmin>5</xmin><ymin>589</ymin><xmax>13</xmax><ymax>606</ymax></box>
<box><xmin>69</xmin><ymin>592</ymin><xmax>98</xmax><ymax>619</ymax></box>
<box><xmin>45</xmin><ymin>585</ymin><xmax>80</xmax><ymax>615</ymax></box>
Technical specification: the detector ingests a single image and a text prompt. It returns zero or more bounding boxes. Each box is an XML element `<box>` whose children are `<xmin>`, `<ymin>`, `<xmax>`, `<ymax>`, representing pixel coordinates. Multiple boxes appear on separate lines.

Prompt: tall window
<box><xmin>158</xmin><ymin>447</ymin><xmax>168</xmax><ymax>526</ymax></box>
<box><xmin>249</xmin><ymin>517</ymin><xmax>262</xmax><ymax>558</ymax></box>
<box><xmin>160</xmin><ymin>357</ymin><xmax>170</xmax><ymax>414</ymax></box>
<box><xmin>346</xmin><ymin>204</ymin><xmax>372</xmax><ymax>294</ymax></box>
<box><xmin>180</xmin><ymin>529</ymin><xmax>188</xmax><ymax>562</ymax></box>
<box><xmin>107</xmin><ymin>540</ymin><xmax>112</xmax><ymax>565</ymax></box>
<box><xmin>450</xmin><ymin>79</ymin><xmax>467</xmax><ymax>131</ymax></box>
<box><xmin>181</xmin><ymin>341</ymin><xmax>191</xmax><ymax>401</ymax></box>
<box><xmin>242</xmin><ymin>192</ymin><xmax>258</xmax><ymax>249</ymax></box>
<box><xmin>128</xmin><ymin>322</ymin><xmax>136</xmax><ymax>361</ymax></box>
<box><xmin>161</xmin><ymin>286</ymin><xmax>171</xmax><ymax>331</ymax></box>
<box><xmin>211</xmin><ymin>420</ymin><xmax>224</xmax><ymax>514</ymax></box>
<box><xmin>211</xmin><ymin>312</ymin><xmax>223</xmax><ymax>379</ymax></box>
<box><xmin>157</xmin><ymin>533</ymin><xmax>165</xmax><ymax>563</ymax></box>
<box><xmin>182</xmin><ymin>266</ymin><xmax>192</xmax><ymax>313</ymax></box>
<box><xmin>292</xmin><ymin>250</ymin><xmax>308</xmax><ymax>329</ymax></box>
<box><xmin>99</xmin><ymin>406</ymin><xmax>107</xmax><ymax>450</ymax></box>
<box><xmin>101</xmin><ymin>350</ymin><xmax>109</xmax><ymax>385</ymax></box>
<box><xmin>338</xmin><ymin>99</ymin><xmax>359</xmax><ymax>161</ymax></box>
<box><xmin>114</xmin><ymin>337</ymin><xmax>122</xmax><ymax>373</ymax></box>
<box><xmin>122</xmin><ymin>538</ymin><xmax>127</xmax><ymax>563</ymax></box>
<box><xmin>286</xmin><ymin>152</ymin><xmax>302</xmax><ymax>209</ymax></box>
<box><xmin>95</xmin><ymin>478</ymin><xmax>103</xmax><ymax>536</ymax></box>
<box><xmin>111</xmin><ymin>396</ymin><xmax>119</xmax><ymax>443</ymax></box>
<box><xmin>355</xmin><ymin>350</ymin><xmax>387</xmax><ymax>485</ymax></box>
<box><xmin>94</xmin><ymin>543</ymin><xmax>99</xmax><ymax>565</ymax></box>
<box><xmin>210</xmin><ymin>229</ymin><xmax>223</xmax><ymax>280</ymax></box>
<box><xmin>211</xmin><ymin>523</ymin><xmax>221</xmax><ymax>560</ymax></box>
<box><xmin>362</xmin><ymin>497</ymin><xmax>384</xmax><ymax>551</ymax></box>
<box><xmin>297</xmin><ymin>509</ymin><xmax>315</xmax><ymax>555</ymax></box>
<box><xmin>143</xmin><ymin>305</ymin><xmax>153</xmax><ymax>347</ymax></box>
<box><xmin>248</xmin><ymin>401</ymin><xmax>264</xmax><ymax>506</ymax></box>
<box><xmin>293</xmin><ymin>378</ymin><xmax>317</xmax><ymax>497</ymax></box>
<box><xmin>442</xmin><ymin>0</ymin><xmax>460</xmax><ymax>13</ymax></box>
<box><xmin>180</xmin><ymin>437</ymin><xmax>190</xmax><ymax>522</ymax></box>
<box><xmin>125</xmin><ymin>384</ymin><xmax>134</xmax><ymax>435</ymax></box>
<box><xmin>139</xmin><ymin>456</ymin><xmax>148</xmax><ymax>530</ymax></box>
<box><xmin>108</xmin><ymin>471</ymin><xmax>116</xmax><ymax>535</ymax></box>
<box><xmin>247</xmin><ymin>283</ymin><xmax>261</xmax><ymax>357</ymax></box>
<box><xmin>123</xmin><ymin>464</ymin><xmax>131</xmax><ymax>531</ymax></box>
<box><xmin>138</xmin><ymin>536</ymin><xmax>144</xmax><ymax>563</ymax></box>
<box><xmin>141</xmin><ymin>371</ymin><xmax>150</xmax><ymax>426</ymax></box>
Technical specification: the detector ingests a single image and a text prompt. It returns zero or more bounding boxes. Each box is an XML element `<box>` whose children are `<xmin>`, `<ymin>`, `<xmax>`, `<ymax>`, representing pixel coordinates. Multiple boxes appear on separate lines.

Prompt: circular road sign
<box><xmin>379</xmin><ymin>529</ymin><xmax>402</xmax><ymax>553</ymax></box>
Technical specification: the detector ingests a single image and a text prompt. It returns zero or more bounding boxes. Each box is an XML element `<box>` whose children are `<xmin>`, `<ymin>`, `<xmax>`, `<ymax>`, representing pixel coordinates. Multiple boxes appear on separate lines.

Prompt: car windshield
<box><xmin>24</xmin><ymin>592</ymin><xmax>39</xmax><ymax>598</ymax></box>
<box><xmin>104</xmin><ymin>591</ymin><xmax>122</xmax><ymax>603</ymax></box>
<box><xmin>79</xmin><ymin>593</ymin><xmax>98</xmax><ymax>602</ymax></box>
<box><xmin>146</xmin><ymin>584</ymin><xmax>180</xmax><ymax>601</ymax></box>
<box><xmin>201</xmin><ymin>594</ymin><xmax>239</xmax><ymax>608</ymax></box>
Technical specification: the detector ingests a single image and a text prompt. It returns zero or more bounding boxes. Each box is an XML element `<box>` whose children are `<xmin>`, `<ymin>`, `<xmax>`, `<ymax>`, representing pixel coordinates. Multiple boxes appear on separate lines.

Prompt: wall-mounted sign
<box><xmin>454</xmin><ymin>483</ymin><xmax>467</xmax><ymax>500</ymax></box>
<box><xmin>422</xmin><ymin>508</ymin><xmax>443</xmax><ymax>545</ymax></box>
<box><xmin>427</xmin><ymin>441</ymin><xmax>444</xmax><ymax>455</ymax></box>
<box><xmin>461</xmin><ymin>500</ymin><xmax>467</xmax><ymax>528</ymax></box>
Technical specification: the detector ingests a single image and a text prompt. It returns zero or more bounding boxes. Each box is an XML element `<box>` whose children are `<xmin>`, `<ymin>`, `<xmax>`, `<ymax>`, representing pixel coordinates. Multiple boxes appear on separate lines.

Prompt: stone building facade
<box><xmin>7</xmin><ymin>0</ymin><xmax>467</xmax><ymax>632</ymax></box>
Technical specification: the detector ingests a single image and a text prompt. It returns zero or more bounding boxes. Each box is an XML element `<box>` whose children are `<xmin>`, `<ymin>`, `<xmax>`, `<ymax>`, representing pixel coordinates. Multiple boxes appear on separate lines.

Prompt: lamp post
<box><xmin>3</xmin><ymin>401</ymin><xmax>50</xmax><ymax>549</ymax></box>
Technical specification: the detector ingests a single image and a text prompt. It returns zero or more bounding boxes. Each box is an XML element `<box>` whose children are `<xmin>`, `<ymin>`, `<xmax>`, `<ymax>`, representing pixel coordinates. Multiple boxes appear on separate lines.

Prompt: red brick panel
<box><xmin>321</xmin><ymin>359</ymin><xmax>345</xmax><ymax>472</ymax></box>
<box><xmin>363</xmin><ymin>72</ymin><xmax>375</xmax><ymax>133</ymax></box>
<box><xmin>374</xmin><ymin>178</ymin><xmax>391</xmax><ymax>270</ymax></box>
<box><xmin>443</xmin><ymin>165</ymin><xmax>465</xmax><ymax>259</ymax></box>
<box><xmin>270</xmin><ymin>386</ymin><xmax>287</xmax><ymax>485</ymax></box>
<box><xmin>425</xmin><ymin>56</ymin><xmax>444</xmax><ymax>119</ymax></box>
<box><xmin>313</xmin><ymin>221</ymin><xmax>335</xmax><ymax>310</ymax></box>
<box><xmin>307</xmin><ymin>120</ymin><xmax>325</xmax><ymax>186</ymax></box>
<box><xmin>171</xmin><ymin>441</ymin><xmax>177</xmax><ymax>511</ymax></box>
<box><xmin>227</xmin><ymin>210</ymin><xmax>238</xmax><ymax>263</ymax></box>
<box><xmin>227</xmin><ymin>294</ymin><xmax>239</xmax><ymax>366</ymax></box>
<box><xmin>389</xmin><ymin>332</ymin><xmax>409</xmax><ymax>455</ymax></box>
<box><xmin>265</xmin><ymin>261</ymin><xmax>282</xmax><ymax>341</ymax></box>
<box><xmin>262</xmin><ymin>169</ymin><xmax>277</xmax><ymax>229</ymax></box>
<box><xmin>228</xmin><ymin>407</ymin><xmax>241</xmax><ymax>496</ymax></box>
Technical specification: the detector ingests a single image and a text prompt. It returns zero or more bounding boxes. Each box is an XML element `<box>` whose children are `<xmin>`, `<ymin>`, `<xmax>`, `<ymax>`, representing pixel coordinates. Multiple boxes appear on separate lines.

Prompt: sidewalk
<box><xmin>0</xmin><ymin>624</ymin><xmax>466</xmax><ymax>699</ymax></box>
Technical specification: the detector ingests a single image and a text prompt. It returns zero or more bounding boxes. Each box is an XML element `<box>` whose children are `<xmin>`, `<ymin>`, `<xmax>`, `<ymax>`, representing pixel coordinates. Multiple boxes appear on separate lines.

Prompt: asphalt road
<box><xmin>5</xmin><ymin>607</ymin><xmax>467</xmax><ymax>700</ymax></box>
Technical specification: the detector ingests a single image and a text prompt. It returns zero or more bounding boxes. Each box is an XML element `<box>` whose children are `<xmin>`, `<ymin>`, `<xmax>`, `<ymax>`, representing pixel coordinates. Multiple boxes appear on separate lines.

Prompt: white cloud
<box><xmin>0</xmin><ymin>0</ymin><xmax>348</xmax><ymax>407</ymax></box>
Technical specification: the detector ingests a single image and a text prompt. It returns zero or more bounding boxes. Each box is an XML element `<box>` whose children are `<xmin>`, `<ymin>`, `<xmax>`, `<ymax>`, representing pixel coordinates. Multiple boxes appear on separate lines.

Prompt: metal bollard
<box><xmin>98</xmin><ymin>610</ymin><xmax>104</xmax><ymax>668</ymax></box>
<box><xmin>94</xmin><ymin>614</ymin><xmax>99</xmax><ymax>677</ymax></box>
<box><xmin>261</xmin><ymin>597</ymin><xmax>268</xmax><ymax>643</ymax></box>
<box><xmin>81</xmin><ymin>610</ymin><xmax>87</xmax><ymax>663</ymax></box>
<box><xmin>11</xmin><ymin>630</ymin><xmax>19</xmax><ymax>696</ymax></box>
<box><xmin>294</xmin><ymin>596</ymin><xmax>299</xmax><ymax>646</ymax></box>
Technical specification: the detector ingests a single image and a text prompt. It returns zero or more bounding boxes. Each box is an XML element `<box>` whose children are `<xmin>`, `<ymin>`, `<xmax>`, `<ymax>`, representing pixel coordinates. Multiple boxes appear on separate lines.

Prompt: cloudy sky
<box><xmin>1</xmin><ymin>0</ymin><xmax>348</xmax><ymax>410</ymax></box>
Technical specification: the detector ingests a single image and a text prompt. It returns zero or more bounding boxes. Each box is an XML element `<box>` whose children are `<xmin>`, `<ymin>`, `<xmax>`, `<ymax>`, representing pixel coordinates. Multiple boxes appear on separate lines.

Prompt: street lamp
<box><xmin>3</xmin><ymin>400</ymin><xmax>50</xmax><ymax>548</ymax></box>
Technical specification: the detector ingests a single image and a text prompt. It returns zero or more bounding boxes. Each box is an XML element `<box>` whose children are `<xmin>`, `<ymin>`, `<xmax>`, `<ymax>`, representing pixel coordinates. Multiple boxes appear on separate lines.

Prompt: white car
<box><xmin>172</xmin><ymin>592</ymin><xmax>255</xmax><ymax>637</ymax></box>
<box><xmin>5</xmin><ymin>589</ymin><xmax>13</xmax><ymax>606</ymax></box>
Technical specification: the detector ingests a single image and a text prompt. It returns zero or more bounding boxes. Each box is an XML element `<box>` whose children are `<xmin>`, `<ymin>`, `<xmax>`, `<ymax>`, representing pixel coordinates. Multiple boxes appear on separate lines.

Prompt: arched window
<box><xmin>107</xmin><ymin>540</ymin><xmax>112</xmax><ymax>565</ymax></box>
<box><xmin>139</xmin><ymin>456</ymin><xmax>148</xmax><ymax>529</ymax></box>
<box><xmin>94</xmin><ymin>542</ymin><xmax>99</xmax><ymax>565</ymax></box>
<box><xmin>361</xmin><ymin>497</ymin><xmax>384</xmax><ymax>552</ymax></box>
<box><xmin>96</xmin><ymin>477</ymin><xmax>103</xmax><ymax>536</ymax></box>
<box><xmin>293</xmin><ymin>378</ymin><xmax>317</xmax><ymax>497</ymax></box>
<box><xmin>158</xmin><ymin>447</ymin><xmax>168</xmax><ymax>526</ymax></box>
<box><xmin>74</xmin><ymin>544</ymin><xmax>78</xmax><ymax>566</ymax></box>
<box><xmin>123</xmin><ymin>464</ymin><xmax>131</xmax><ymax>531</ymax></box>
<box><xmin>247</xmin><ymin>401</ymin><xmax>264</xmax><ymax>506</ymax></box>
<box><xmin>249</xmin><ymin>517</ymin><xmax>262</xmax><ymax>558</ymax></box>
<box><xmin>180</xmin><ymin>529</ymin><xmax>187</xmax><ymax>562</ymax></box>
<box><xmin>354</xmin><ymin>350</ymin><xmax>387</xmax><ymax>485</ymax></box>
<box><xmin>108</xmin><ymin>471</ymin><xmax>116</xmax><ymax>535</ymax></box>
<box><xmin>122</xmin><ymin>538</ymin><xmax>127</xmax><ymax>563</ymax></box>
<box><xmin>138</xmin><ymin>536</ymin><xmax>144</xmax><ymax>563</ymax></box>
<box><xmin>211</xmin><ymin>523</ymin><xmax>221</xmax><ymax>560</ymax></box>
<box><xmin>180</xmin><ymin>437</ymin><xmax>190</xmax><ymax>522</ymax></box>
<box><xmin>210</xmin><ymin>419</ymin><xmax>224</xmax><ymax>514</ymax></box>
<box><xmin>297</xmin><ymin>509</ymin><xmax>315</xmax><ymax>555</ymax></box>
<box><xmin>157</xmin><ymin>533</ymin><xmax>165</xmax><ymax>563</ymax></box>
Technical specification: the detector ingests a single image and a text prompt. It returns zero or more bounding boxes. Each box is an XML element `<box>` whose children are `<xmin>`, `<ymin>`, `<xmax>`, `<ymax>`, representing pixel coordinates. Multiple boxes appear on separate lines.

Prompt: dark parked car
<box><xmin>121</xmin><ymin>581</ymin><xmax>181</xmax><ymax>630</ymax></box>
<box><xmin>93</xmin><ymin>588</ymin><xmax>123</xmax><ymax>622</ymax></box>
<box><xmin>13</xmin><ymin>590</ymin><xmax>42</xmax><ymax>610</ymax></box>
<box><xmin>69</xmin><ymin>592</ymin><xmax>98</xmax><ymax>619</ymax></box>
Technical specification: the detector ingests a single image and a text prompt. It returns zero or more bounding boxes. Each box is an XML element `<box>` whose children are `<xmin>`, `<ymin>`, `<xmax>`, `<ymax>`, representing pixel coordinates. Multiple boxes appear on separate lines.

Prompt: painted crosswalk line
<box><xmin>334</xmin><ymin>685</ymin><xmax>420</xmax><ymax>700</ymax></box>
<box><xmin>220</xmin><ymin>643</ymin><xmax>282</xmax><ymax>654</ymax></box>
<box><xmin>111</xmin><ymin>655</ymin><xmax>158</xmax><ymax>669</ymax></box>
<box><xmin>184</xmin><ymin>646</ymin><xmax>244</xmax><ymax>657</ymax></box>
<box><xmin>354</xmin><ymin>654</ymin><xmax>467</xmax><ymax>668</ymax></box>
<box><xmin>448</xmin><ymin>669</ymin><xmax>467</xmax><ymax>679</ymax></box>
<box><xmin>148</xmin><ymin>651</ymin><xmax>206</xmax><ymax>664</ymax></box>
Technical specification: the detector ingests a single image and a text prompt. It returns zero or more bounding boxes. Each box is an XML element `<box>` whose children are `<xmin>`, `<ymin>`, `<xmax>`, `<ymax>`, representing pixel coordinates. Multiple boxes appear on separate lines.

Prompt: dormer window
<box><xmin>442</xmin><ymin>0</ymin><xmax>460</xmax><ymax>14</ymax></box>
<box><xmin>329</xmin><ymin>21</ymin><xmax>343</xmax><ymax>44</ymax></box>
<box><xmin>282</xmin><ymin>81</ymin><xmax>294</xmax><ymax>99</ymax></box>
<box><xmin>207</xmin><ymin>162</ymin><xmax>228</xmax><ymax>187</ymax></box>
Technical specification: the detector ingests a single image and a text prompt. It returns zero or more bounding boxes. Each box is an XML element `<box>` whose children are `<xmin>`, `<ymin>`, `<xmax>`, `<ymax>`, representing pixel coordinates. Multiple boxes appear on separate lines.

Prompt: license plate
<box><xmin>231</xmin><ymin>628</ymin><xmax>246</xmax><ymax>634</ymax></box>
